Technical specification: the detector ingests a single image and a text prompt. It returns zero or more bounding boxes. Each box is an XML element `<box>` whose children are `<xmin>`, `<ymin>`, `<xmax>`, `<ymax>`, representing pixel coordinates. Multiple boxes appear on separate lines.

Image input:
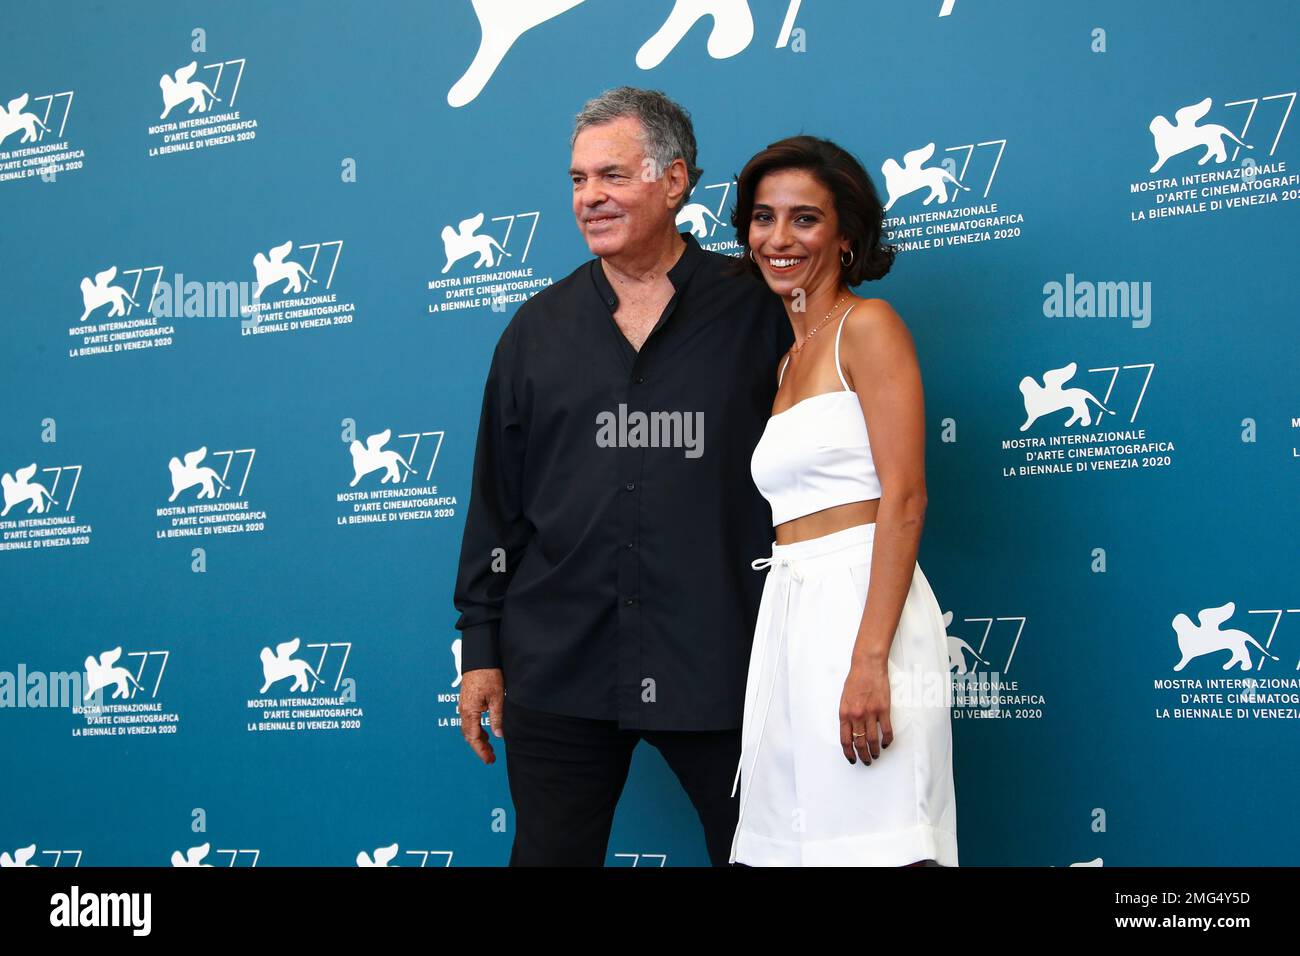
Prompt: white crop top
<box><xmin>750</xmin><ymin>305</ymin><xmax>882</xmax><ymax>526</ymax></box>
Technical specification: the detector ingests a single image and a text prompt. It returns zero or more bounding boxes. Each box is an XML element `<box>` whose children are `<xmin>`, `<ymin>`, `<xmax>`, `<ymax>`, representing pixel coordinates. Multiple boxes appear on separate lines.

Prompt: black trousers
<box><xmin>502</xmin><ymin>695</ymin><xmax>741</xmax><ymax>866</ymax></box>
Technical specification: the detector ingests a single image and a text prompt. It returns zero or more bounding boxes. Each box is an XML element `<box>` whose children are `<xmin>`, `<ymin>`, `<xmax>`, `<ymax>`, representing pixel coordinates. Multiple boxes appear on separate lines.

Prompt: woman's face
<box><xmin>747</xmin><ymin>168</ymin><xmax>847</xmax><ymax>300</ymax></box>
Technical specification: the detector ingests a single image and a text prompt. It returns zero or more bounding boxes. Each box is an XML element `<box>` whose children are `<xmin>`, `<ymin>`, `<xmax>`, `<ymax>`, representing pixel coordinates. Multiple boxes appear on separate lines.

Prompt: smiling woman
<box><xmin>724</xmin><ymin>134</ymin><xmax>959</xmax><ymax>868</ymax></box>
<box><xmin>729</xmin><ymin>135</ymin><xmax>896</xmax><ymax>290</ymax></box>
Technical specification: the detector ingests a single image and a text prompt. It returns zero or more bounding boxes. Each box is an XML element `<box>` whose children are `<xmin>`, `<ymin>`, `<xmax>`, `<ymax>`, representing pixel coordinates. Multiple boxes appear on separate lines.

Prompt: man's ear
<box><xmin>665</xmin><ymin>158</ymin><xmax>690</xmax><ymax>210</ymax></box>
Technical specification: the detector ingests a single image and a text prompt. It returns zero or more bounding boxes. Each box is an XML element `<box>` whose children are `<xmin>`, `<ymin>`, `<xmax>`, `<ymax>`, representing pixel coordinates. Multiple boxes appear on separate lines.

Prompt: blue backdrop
<box><xmin>2</xmin><ymin>0</ymin><xmax>1297</xmax><ymax>867</ymax></box>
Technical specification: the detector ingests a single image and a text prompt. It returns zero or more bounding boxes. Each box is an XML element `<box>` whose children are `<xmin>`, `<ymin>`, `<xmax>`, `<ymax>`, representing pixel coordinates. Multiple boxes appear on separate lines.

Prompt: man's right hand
<box><xmin>458</xmin><ymin>668</ymin><xmax>505</xmax><ymax>764</ymax></box>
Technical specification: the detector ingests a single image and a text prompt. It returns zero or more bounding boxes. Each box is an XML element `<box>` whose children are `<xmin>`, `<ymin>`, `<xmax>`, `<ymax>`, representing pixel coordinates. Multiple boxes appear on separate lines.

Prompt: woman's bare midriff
<box><xmin>773</xmin><ymin>497</ymin><xmax>880</xmax><ymax>545</ymax></box>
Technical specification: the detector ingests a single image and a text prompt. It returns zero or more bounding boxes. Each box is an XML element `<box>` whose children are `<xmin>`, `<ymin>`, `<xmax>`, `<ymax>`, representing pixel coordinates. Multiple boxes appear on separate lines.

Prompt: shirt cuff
<box><xmin>459</xmin><ymin>622</ymin><xmax>502</xmax><ymax>672</ymax></box>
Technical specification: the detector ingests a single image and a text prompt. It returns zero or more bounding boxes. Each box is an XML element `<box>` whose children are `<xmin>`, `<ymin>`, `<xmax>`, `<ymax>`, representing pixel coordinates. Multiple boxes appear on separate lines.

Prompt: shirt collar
<box><xmin>590</xmin><ymin>230</ymin><xmax>705</xmax><ymax>311</ymax></box>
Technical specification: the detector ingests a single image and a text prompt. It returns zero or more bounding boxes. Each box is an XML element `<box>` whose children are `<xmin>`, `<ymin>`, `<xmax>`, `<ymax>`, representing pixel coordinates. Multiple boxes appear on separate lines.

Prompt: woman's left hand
<box><xmin>839</xmin><ymin>659</ymin><xmax>893</xmax><ymax>764</ymax></box>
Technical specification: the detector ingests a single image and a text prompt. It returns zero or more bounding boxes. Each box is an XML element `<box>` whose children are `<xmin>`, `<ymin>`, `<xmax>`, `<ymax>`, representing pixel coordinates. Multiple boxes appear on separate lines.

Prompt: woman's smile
<box><xmin>763</xmin><ymin>253</ymin><xmax>807</xmax><ymax>274</ymax></box>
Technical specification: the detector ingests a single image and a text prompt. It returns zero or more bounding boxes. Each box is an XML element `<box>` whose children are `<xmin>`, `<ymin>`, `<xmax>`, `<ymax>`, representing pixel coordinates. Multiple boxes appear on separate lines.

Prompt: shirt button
<box><xmin>607</xmin><ymin>297</ymin><xmax>616</xmax><ymax>307</ymax></box>
<box><xmin>633</xmin><ymin>376</ymin><xmax>644</xmax><ymax>384</ymax></box>
<box><xmin>625</xmin><ymin>482</ymin><xmax>635</xmax><ymax>491</ymax></box>
<box><xmin>625</xmin><ymin>597</ymin><xmax>637</xmax><ymax>607</ymax></box>
<box><xmin>625</xmin><ymin>541</ymin><xmax>634</xmax><ymax>549</ymax></box>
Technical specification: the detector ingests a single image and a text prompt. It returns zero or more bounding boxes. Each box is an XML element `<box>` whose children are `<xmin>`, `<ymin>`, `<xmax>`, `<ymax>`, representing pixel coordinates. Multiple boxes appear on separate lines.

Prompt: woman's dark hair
<box><xmin>727</xmin><ymin>135</ymin><xmax>895</xmax><ymax>285</ymax></box>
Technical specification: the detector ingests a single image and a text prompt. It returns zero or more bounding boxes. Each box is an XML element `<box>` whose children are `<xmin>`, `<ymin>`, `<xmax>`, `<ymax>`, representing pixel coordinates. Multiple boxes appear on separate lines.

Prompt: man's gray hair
<box><xmin>571</xmin><ymin>86</ymin><xmax>702</xmax><ymax>212</ymax></box>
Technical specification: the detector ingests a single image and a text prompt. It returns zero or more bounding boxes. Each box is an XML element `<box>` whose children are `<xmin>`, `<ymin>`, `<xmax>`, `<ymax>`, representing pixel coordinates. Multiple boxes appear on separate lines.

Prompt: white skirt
<box><xmin>729</xmin><ymin>522</ymin><xmax>959</xmax><ymax>866</ymax></box>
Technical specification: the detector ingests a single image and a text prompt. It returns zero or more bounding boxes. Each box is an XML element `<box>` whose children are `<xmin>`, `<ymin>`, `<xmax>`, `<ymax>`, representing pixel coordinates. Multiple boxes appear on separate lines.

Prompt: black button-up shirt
<box><xmin>452</xmin><ymin>230</ymin><xmax>794</xmax><ymax>730</ymax></box>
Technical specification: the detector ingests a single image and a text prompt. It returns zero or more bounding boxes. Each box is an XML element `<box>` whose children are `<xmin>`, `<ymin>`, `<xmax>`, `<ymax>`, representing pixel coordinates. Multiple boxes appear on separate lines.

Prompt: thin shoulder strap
<box><xmin>833</xmin><ymin>303</ymin><xmax>857</xmax><ymax>391</ymax></box>
<box><xmin>777</xmin><ymin>354</ymin><xmax>791</xmax><ymax>387</ymax></box>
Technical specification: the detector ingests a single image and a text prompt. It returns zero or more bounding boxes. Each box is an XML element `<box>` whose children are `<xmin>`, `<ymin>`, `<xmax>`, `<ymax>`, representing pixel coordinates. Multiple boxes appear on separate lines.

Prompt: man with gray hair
<box><xmin>453</xmin><ymin>86</ymin><xmax>792</xmax><ymax>865</ymax></box>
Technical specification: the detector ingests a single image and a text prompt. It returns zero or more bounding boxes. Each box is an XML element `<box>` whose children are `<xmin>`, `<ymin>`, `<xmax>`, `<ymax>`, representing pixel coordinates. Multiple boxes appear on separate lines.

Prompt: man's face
<box><xmin>570</xmin><ymin>116</ymin><xmax>683</xmax><ymax>258</ymax></box>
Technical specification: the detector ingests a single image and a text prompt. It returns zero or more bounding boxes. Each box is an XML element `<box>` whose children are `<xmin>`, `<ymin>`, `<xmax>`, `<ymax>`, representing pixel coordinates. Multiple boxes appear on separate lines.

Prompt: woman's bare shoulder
<box><xmin>841</xmin><ymin>296</ymin><xmax>915</xmax><ymax>356</ymax></box>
